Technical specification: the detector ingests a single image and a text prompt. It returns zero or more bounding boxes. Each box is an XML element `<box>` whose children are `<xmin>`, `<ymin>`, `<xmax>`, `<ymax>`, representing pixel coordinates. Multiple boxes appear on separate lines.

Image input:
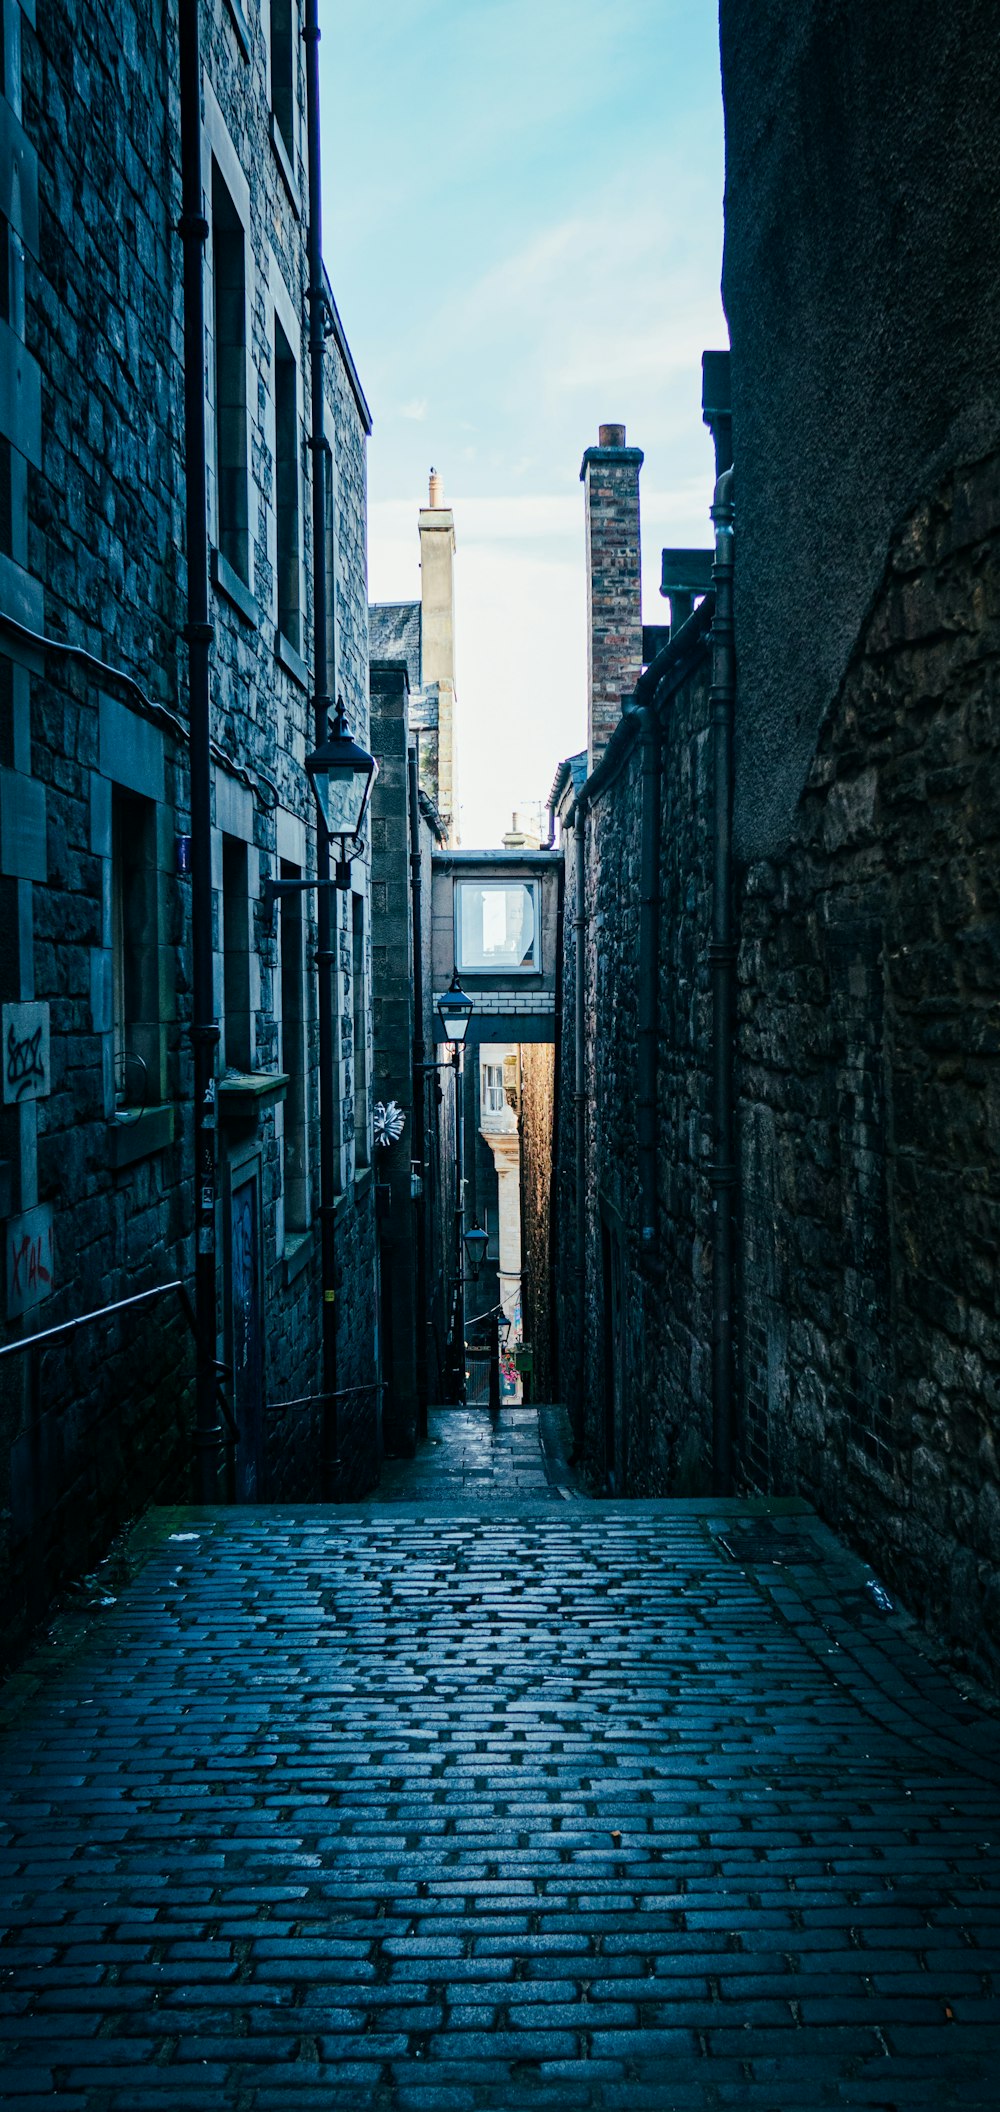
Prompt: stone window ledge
<box><xmin>282</xmin><ymin>1227</ymin><xmax>314</xmax><ymax>1288</ymax></box>
<box><xmin>219</xmin><ymin>1072</ymin><xmax>288</xmax><ymax>1130</ymax></box>
<box><xmin>353</xmin><ymin>1167</ymin><xmax>373</xmax><ymax>1200</ymax></box>
<box><xmin>211</xmin><ymin>547</ymin><xmax>259</xmax><ymax>628</ymax></box>
<box><xmin>270</xmin><ymin>116</ymin><xmax>301</xmax><ymax>218</ymax></box>
<box><xmin>275</xmin><ymin>629</ymin><xmax>308</xmax><ymax>689</ymax></box>
<box><xmin>108</xmin><ymin>1104</ymin><xmax>173</xmax><ymax>1170</ymax></box>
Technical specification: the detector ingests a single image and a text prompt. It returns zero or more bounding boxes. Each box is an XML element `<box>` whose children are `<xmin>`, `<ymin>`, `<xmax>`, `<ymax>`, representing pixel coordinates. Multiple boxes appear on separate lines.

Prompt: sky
<box><xmin>321</xmin><ymin>0</ymin><xmax>728</xmax><ymax>847</ymax></box>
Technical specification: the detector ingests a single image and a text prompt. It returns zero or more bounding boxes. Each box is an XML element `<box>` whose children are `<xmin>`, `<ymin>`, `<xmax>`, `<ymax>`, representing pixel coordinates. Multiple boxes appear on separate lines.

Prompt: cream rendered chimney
<box><xmin>419</xmin><ymin>468</ymin><xmax>459</xmax><ymax>844</ymax></box>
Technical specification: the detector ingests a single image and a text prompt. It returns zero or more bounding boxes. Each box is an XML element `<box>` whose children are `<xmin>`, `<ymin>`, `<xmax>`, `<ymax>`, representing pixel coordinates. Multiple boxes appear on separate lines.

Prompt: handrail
<box><xmin>0</xmin><ymin>1279</ymin><xmax>238</xmax><ymax>1444</ymax></box>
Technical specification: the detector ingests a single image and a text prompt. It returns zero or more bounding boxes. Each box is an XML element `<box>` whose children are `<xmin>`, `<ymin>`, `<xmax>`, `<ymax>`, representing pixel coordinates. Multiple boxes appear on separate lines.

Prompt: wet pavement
<box><xmin>371</xmin><ymin>1404</ymin><xmax>574</xmax><ymax>1504</ymax></box>
<box><xmin>1</xmin><ymin>1415</ymin><xmax>999</xmax><ymax>2108</ymax></box>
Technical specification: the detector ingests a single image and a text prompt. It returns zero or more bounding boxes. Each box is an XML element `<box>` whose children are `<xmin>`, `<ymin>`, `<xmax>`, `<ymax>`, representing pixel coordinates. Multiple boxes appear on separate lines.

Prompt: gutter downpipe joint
<box><xmin>709</xmin><ymin>466</ymin><xmax>736</xmax><ymax>1497</ymax></box>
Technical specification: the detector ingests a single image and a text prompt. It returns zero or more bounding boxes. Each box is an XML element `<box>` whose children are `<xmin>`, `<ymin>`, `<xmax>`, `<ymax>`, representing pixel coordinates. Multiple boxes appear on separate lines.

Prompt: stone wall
<box><xmin>0</xmin><ymin>0</ymin><xmax>378</xmax><ymax>1644</ymax></box>
<box><xmin>518</xmin><ymin>1038</ymin><xmax>555</xmax><ymax>1401</ymax></box>
<box><xmin>738</xmin><ymin>449</ymin><xmax>1000</xmax><ymax>1678</ymax></box>
<box><xmin>554</xmin><ymin>630</ymin><xmax>715</xmax><ymax>1491</ymax></box>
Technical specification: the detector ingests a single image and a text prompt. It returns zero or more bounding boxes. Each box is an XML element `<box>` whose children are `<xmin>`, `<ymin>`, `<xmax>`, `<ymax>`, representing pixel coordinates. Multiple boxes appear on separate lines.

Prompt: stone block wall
<box><xmin>0</xmin><ymin>0</ymin><xmax>379</xmax><ymax>1641</ymax></box>
<box><xmin>554</xmin><ymin>636</ymin><xmax>715</xmax><ymax>1491</ymax></box>
<box><xmin>737</xmin><ymin>449</ymin><xmax>1000</xmax><ymax>1678</ymax></box>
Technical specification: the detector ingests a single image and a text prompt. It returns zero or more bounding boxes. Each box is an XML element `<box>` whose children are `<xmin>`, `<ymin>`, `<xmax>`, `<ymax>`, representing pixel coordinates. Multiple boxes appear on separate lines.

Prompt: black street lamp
<box><xmin>437</xmin><ymin>972</ymin><xmax>474</xmax><ymax>1401</ymax></box>
<box><xmin>463</xmin><ymin>1222</ymin><xmax>489</xmax><ymax>1283</ymax></box>
<box><xmin>306</xmin><ymin>694</ymin><xmax>378</xmax><ymax>888</ymax></box>
<box><xmin>262</xmin><ymin>700</ymin><xmax>378</xmax><ymax>928</ymax></box>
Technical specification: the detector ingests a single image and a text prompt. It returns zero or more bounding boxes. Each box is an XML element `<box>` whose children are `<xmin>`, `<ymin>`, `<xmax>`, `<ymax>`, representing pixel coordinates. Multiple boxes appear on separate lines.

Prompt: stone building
<box><xmin>368</xmin><ymin>655</ymin><xmax>453</xmax><ymax>1452</ymax></box>
<box><xmin>369</xmin><ymin>470</ymin><xmax>461</xmax><ymax>842</ymax></box>
<box><xmin>0</xmin><ymin>0</ymin><xmax>380</xmax><ymax>1643</ymax></box>
<box><xmin>551</xmin><ymin>0</ymin><xmax>1000</xmax><ymax>1679</ymax></box>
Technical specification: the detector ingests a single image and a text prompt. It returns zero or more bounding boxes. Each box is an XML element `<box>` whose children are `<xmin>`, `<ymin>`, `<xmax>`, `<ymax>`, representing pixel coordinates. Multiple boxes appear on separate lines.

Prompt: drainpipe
<box><xmin>178</xmin><ymin>0</ymin><xmax>220</xmax><ymax>1504</ymax></box>
<box><xmin>408</xmin><ymin>744</ymin><xmax>429</xmax><ymax>1439</ymax></box>
<box><xmin>303</xmin><ymin>0</ymin><xmax>341</xmax><ymax>1495</ymax></box>
<box><xmin>573</xmin><ymin>812</ymin><xmax>586</xmax><ymax>1435</ymax></box>
<box><xmin>709</xmin><ymin>467</ymin><xmax>736</xmax><ymax>1495</ymax></box>
<box><xmin>636</xmin><ymin>704</ymin><xmax>660</xmax><ymax>1252</ymax></box>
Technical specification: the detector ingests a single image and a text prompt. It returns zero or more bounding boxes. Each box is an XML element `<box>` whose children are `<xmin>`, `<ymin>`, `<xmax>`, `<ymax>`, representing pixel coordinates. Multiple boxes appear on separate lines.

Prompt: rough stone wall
<box><xmin>738</xmin><ymin>449</ymin><xmax>1000</xmax><ymax>1679</ymax></box>
<box><xmin>720</xmin><ymin>0</ymin><xmax>1000</xmax><ymax>862</ymax></box>
<box><xmin>0</xmin><ymin>0</ymin><xmax>378</xmax><ymax>1638</ymax></box>
<box><xmin>518</xmin><ymin>1039</ymin><xmax>554</xmax><ymax>1400</ymax></box>
<box><xmin>554</xmin><ymin>641</ymin><xmax>714</xmax><ymax>1492</ymax></box>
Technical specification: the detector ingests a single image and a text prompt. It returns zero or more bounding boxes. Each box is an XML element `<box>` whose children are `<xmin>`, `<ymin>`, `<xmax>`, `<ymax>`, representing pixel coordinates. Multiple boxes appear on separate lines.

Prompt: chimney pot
<box><xmin>598</xmin><ymin>423</ymin><xmax>626</xmax><ymax>449</ymax></box>
<box><xmin>428</xmin><ymin>468</ymin><xmax>443</xmax><ymax>508</ymax></box>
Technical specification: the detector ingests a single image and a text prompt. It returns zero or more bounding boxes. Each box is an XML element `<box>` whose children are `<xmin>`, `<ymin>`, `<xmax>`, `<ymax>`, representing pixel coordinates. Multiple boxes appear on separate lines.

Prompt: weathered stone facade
<box><xmin>0</xmin><ymin>0</ymin><xmax>379</xmax><ymax>1645</ymax></box>
<box><xmin>738</xmin><ymin>449</ymin><xmax>1000</xmax><ymax>1673</ymax></box>
<box><xmin>553</xmin><ymin>620</ymin><xmax>714</xmax><ymax>1492</ymax></box>
<box><xmin>550</xmin><ymin>0</ymin><xmax>1000</xmax><ymax>1683</ymax></box>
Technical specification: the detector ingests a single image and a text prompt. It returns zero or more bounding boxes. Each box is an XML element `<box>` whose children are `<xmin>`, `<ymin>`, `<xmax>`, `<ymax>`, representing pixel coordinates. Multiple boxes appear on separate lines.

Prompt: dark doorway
<box><xmin>229</xmin><ymin>1163</ymin><xmax>263</xmax><ymax>1500</ymax></box>
<box><xmin>602</xmin><ymin>1221</ymin><xmax>623</xmax><ymax>1492</ymax></box>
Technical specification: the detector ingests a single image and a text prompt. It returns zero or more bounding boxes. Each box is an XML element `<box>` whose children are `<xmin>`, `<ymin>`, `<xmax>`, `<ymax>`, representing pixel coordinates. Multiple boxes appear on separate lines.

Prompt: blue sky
<box><xmin>322</xmin><ymin>0</ymin><xmax>727</xmax><ymax>845</ymax></box>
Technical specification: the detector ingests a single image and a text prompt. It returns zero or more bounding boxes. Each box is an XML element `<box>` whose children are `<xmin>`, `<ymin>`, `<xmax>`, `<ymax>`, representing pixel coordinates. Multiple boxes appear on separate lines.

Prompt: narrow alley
<box><xmin>1</xmin><ymin>1408</ymin><xmax>998</xmax><ymax>2110</ymax></box>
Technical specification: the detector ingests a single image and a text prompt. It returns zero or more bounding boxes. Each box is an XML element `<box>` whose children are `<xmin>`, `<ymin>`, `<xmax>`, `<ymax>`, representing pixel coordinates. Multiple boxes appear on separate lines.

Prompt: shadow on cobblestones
<box><xmin>0</xmin><ymin>1482</ymin><xmax>998</xmax><ymax>2109</ymax></box>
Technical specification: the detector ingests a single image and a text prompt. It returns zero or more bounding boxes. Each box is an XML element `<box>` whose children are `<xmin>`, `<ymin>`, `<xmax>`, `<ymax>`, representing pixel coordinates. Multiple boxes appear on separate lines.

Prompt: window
<box><xmin>112</xmin><ymin>789</ymin><xmax>157</xmax><ymax>1110</ymax></box>
<box><xmin>0</xmin><ymin>214</ymin><xmax>9</xmax><ymax>326</ymax></box>
<box><xmin>483</xmin><ymin>1063</ymin><xmax>504</xmax><ymax>1115</ymax></box>
<box><xmin>351</xmin><ymin>891</ymin><xmax>369</xmax><ymax>1173</ymax></box>
<box><xmin>274</xmin><ymin>319</ymin><xmax>300</xmax><ymax>650</ymax></box>
<box><xmin>279</xmin><ymin>865</ymin><xmax>308</xmax><ymax>1233</ymax></box>
<box><xmin>212</xmin><ymin>163</ymin><xmax>249</xmax><ymax>583</ymax></box>
<box><xmin>0</xmin><ymin>438</ymin><xmax>11</xmax><ymax>559</ymax></box>
<box><xmin>269</xmin><ymin>0</ymin><xmax>294</xmax><ymax>155</ymax></box>
<box><xmin>222</xmin><ymin>834</ymin><xmax>251</xmax><ymax>1073</ymax></box>
<box><xmin>456</xmin><ymin>879</ymin><xmax>539</xmax><ymax>972</ymax></box>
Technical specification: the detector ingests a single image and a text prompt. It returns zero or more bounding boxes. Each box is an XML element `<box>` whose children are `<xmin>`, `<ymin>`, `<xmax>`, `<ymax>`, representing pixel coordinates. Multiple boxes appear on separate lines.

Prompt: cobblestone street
<box><xmin>1</xmin><ymin>1417</ymin><xmax>999</xmax><ymax>2108</ymax></box>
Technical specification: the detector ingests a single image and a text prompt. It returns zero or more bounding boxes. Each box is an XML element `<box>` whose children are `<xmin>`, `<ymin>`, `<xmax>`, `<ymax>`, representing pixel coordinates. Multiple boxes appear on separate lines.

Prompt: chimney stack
<box><xmin>581</xmin><ymin>423</ymin><xmax>644</xmax><ymax>771</ymax></box>
<box><xmin>419</xmin><ymin>469</ymin><xmax>459</xmax><ymax>842</ymax></box>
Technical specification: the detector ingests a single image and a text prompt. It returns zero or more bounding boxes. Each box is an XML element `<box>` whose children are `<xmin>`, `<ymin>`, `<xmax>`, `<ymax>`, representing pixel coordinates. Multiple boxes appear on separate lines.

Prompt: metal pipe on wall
<box><xmin>408</xmin><ymin>744</ymin><xmax>430</xmax><ymax>1438</ymax></box>
<box><xmin>178</xmin><ymin>0</ymin><xmax>220</xmax><ymax>1503</ymax></box>
<box><xmin>709</xmin><ymin>466</ymin><xmax>736</xmax><ymax>1496</ymax></box>
<box><xmin>303</xmin><ymin>0</ymin><xmax>340</xmax><ymax>1495</ymax></box>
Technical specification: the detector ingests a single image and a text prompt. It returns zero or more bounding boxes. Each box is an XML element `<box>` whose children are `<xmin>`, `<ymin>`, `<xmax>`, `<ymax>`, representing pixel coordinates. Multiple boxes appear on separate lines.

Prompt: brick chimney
<box><xmin>581</xmin><ymin>423</ymin><xmax>644</xmax><ymax>771</ymax></box>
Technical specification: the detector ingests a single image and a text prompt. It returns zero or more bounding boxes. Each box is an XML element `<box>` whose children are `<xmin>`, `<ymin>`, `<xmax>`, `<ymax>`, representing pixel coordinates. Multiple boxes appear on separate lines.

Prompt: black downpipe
<box><xmin>636</xmin><ymin>705</ymin><xmax>660</xmax><ymax>1250</ymax></box>
<box><xmin>304</xmin><ymin>0</ymin><xmax>339</xmax><ymax>1494</ymax></box>
<box><xmin>408</xmin><ymin>745</ymin><xmax>429</xmax><ymax>1439</ymax></box>
<box><xmin>709</xmin><ymin>467</ymin><xmax>736</xmax><ymax>1495</ymax></box>
<box><xmin>178</xmin><ymin>0</ymin><xmax>220</xmax><ymax>1503</ymax></box>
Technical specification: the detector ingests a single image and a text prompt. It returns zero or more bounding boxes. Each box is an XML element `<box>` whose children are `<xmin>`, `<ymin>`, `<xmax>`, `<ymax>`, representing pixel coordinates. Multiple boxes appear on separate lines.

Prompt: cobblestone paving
<box><xmin>1</xmin><ymin>1492</ymin><xmax>999</xmax><ymax>2109</ymax></box>
<box><xmin>373</xmin><ymin>1406</ymin><xmax>567</xmax><ymax>1503</ymax></box>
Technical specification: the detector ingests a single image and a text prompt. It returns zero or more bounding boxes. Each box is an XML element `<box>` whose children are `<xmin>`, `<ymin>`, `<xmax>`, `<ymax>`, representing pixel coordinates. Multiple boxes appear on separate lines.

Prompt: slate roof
<box><xmin>369</xmin><ymin>602</ymin><xmax>421</xmax><ymax>694</ymax></box>
<box><xmin>547</xmin><ymin>748</ymin><xmax>588</xmax><ymax>814</ymax></box>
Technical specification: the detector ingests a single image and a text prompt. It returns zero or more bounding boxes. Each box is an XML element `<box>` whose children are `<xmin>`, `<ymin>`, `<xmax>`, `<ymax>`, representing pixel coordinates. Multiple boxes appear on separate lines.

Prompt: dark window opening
<box><xmin>0</xmin><ymin>438</ymin><xmax>11</xmax><ymax>559</ymax></box>
<box><xmin>280</xmin><ymin>862</ymin><xmax>308</xmax><ymax>1234</ymax></box>
<box><xmin>352</xmin><ymin>890</ymin><xmax>368</xmax><ymax>1173</ymax></box>
<box><xmin>212</xmin><ymin>164</ymin><xmax>249</xmax><ymax>584</ymax></box>
<box><xmin>274</xmin><ymin>319</ymin><xmax>300</xmax><ymax>650</ymax></box>
<box><xmin>0</xmin><ymin>215</ymin><xmax>9</xmax><ymax>327</ymax></box>
<box><xmin>112</xmin><ymin>788</ymin><xmax>158</xmax><ymax>1110</ymax></box>
<box><xmin>270</xmin><ymin>0</ymin><xmax>295</xmax><ymax>153</ymax></box>
<box><xmin>222</xmin><ymin>834</ymin><xmax>252</xmax><ymax>1073</ymax></box>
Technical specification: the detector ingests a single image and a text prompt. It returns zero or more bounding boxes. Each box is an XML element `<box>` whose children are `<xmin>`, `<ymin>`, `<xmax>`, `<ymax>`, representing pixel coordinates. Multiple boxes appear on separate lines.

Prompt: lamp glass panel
<box><xmin>323</xmin><ymin>767</ymin><xmax>368</xmax><ymax>838</ymax></box>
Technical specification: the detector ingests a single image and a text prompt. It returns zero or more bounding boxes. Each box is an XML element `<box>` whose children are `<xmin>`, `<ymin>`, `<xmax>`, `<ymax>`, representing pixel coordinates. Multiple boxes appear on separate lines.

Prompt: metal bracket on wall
<box><xmin>261</xmin><ymin>873</ymin><xmax>334</xmax><ymax>933</ymax></box>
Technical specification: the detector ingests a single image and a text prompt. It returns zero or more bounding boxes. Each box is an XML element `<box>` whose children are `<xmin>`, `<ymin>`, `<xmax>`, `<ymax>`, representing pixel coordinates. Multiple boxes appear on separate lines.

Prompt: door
<box><xmin>602</xmin><ymin>1222</ymin><xmax>623</xmax><ymax>1493</ymax></box>
<box><xmin>230</xmin><ymin>1167</ymin><xmax>263</xmax><ymax>1500</ymax></box>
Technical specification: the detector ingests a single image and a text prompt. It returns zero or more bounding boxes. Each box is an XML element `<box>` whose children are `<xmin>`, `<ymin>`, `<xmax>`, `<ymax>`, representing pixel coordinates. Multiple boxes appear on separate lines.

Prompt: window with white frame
<box><xmin>482</xmin><ymin>1062</ymin><xmax>504</xmax><ymax>1115</ymax></box>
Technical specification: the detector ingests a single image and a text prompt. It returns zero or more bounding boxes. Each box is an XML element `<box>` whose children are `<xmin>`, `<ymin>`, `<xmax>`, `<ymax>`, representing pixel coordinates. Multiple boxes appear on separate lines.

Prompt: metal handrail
<box><xmin>0</xmin><ymin>1279</ymin><xmax>238</xmax><ymax>1444</ymax></box>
